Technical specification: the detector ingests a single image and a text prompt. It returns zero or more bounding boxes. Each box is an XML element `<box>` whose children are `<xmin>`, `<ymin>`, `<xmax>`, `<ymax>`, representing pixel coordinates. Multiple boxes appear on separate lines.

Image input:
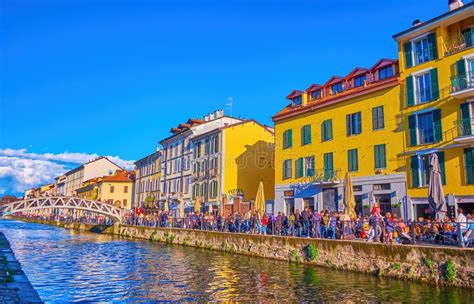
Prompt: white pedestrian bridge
<box><xmin>0</xmin><ymin>197</ymin><xmax>123</xmax><ymax>222</ymax></box>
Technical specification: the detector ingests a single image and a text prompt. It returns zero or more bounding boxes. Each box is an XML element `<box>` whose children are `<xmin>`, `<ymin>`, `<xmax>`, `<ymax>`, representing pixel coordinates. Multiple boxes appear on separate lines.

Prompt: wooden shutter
<box><xmin>456</xmin><ymin>59</ymin><xmax>467</xmax><ymax>90</ymax></box>
<box><xmin>404</xmin><ymin>42</ymin><xmax>413</xmax><ymax>68</ymax></box>
<box><xmin>436</xmin><ymin>152</ymin><xmax>446</xmax><ymax>185</ymax></box>
<box><xmin>288</xmin><ymin>130</ymin><xmax>292</xmax><ymax>147</ymax></box>
<box><xmin>356</xmin><ymin>112</ymin><xmax>362</xmax><ymax>134</ymax></box>
<box><xmin>427</xmin><ymin>32</ymin><xmax>438</xmax><ymax>60</ymax></box>
<box><xmin>433</xmin><ymin>109</ymin><xmax>443</xmax><ymax>142</ymax></box>
<box><xmin>406</xmin><ymin>76</ymin><xmax>414</xmax><ymax>106</ymax></box>
<box><xmin>465</xmin><ymin>148</ymin><xmax>474</xmax><ymax>184</ymax></box>
<box><xmin>430</xmin><ymin>68</ymin><xmax>439</xmax><ymax>100</ymax></box>
<box><xmin>328</xmin><ymin>120</ymin><xmax>333</xmax><ymax>140</ymax></box>
<box><xmin>462</xmin><ymin>28</ymin><xmax>472</xmax><ymax>47</ymax></box>
<box><xmin>346</xmin><ymin>114</ymin><xmax>352</xmax><ymax>136</ymax></box>
<box><xmin>408</xmin><ymin>114</ymin><xmax>418</xmax><ymax>146</ymax></box>
<box><xmin>460</xmin><ymin>103</ymin><xmax>472</xmax><ymax>135</ymax></box>
<box><xmin>410</xmin><ymin>155</ymin><xmax>420</xmax><ymax>188</ymax></box>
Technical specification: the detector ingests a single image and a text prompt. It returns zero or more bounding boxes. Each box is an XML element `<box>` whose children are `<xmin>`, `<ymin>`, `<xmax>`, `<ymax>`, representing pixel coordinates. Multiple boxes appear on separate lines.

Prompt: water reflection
<box><xmin>0</xmin><ymin>219</ymin><xmax>472</xmax><ymax>303</ymax></box>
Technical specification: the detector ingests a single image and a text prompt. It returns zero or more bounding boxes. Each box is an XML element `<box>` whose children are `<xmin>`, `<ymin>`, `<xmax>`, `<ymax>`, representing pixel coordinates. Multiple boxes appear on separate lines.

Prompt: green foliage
<box><xmin>325</xmin><ymin>259</ymin><xmax>333</xmax><ymax>267</ymax></box>
<box><xmin>391</xmin><ymin>263</ymin><xmax>401</xmax><ymax>271</ymax></box>
<box><xmin>307</xmin><ymin>244</ymin><xmax>319</xmax><ymax>261</ymax></box>
<box><xmin>445</xmin><ymin>261</ymin><xmax>457</xmax><ymax>282</ymax></box>
<box><xmin>149</xmin><ymin>230</ymin><xmax>157</xmax><ymax>242</ymax></box>
<box><xmin>206</xmin><ymin>244</ymin><xmax>213</xmax><ymax>250</ymax></box>
<box><xmin>164</xmin><ymin>232</ymin><xmax>175</xmax><ymax>244</ymax></box>
<box><xmin>423</xmin><ymin>257</ymin><xmax>433</xmax><ymax>268</ymax></box>
<box><xmin>289</xmin><ymin>249</ymin><xmax>297</xmax><ymax>258</ymax></box>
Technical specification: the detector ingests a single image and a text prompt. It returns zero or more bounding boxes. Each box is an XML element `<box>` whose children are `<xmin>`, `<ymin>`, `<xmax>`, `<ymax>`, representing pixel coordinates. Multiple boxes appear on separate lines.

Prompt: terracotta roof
<box><xmin>286</xmin><ymin>90</ymin><xmax>303</xmax><ymax>100</ymax></box>
<box><xmin>102</xmin><ymin>170</ymin><xmax>134</xmax><ymax>182</ymax></box>
<box><xmin>370</xmin><ymin>58</ymin><xmax>398</xmax><ymax>71</ymax></box>
<box><xmin>324</xmin><ymin>76</ymin><xmax>344</xmax><ymax>86</ymax></box>
<box><xmin>306</xmin><ymin>84</ymin><xmax>322</xmax><ymax>92</ymax></box>
<box><xmin>346</xmin><ymin>67</ymin><xmax>369</xmax><ymax>79</ymax></box>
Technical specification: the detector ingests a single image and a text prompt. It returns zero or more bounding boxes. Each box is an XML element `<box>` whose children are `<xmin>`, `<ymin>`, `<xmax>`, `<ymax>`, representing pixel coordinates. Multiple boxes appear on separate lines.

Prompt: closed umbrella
<box><xmin>428</xmin><ymin>153</ymin><xmax>447</xmax><ymax>221</ymax></box>
<box><xmin>343</xmin><ymin>172</ymin><xmax>356</xmax><ymax>217</ymax></box>
<box><xmin>163</xmin><ymin>200</ymin><xmax>169</xmax><ymax>212</ymax></box>
<box><xmin>254</xmin><ymin>181</ymin><xmax>266</xmax><ymax>213</ymax></box>
<box><xmin>194</xmin><ymin>197</ymin><xmax>201</xmax><ymax>214</ymax></box>
<box><xmin>179</xmin><ymin>200</ymin><xmax>185</xmax><ymax>218</ymax></box>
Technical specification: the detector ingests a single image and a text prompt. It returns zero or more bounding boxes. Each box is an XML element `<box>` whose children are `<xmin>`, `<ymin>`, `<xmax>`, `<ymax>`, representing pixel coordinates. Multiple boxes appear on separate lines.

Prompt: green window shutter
<box><xmin>324</xmin><ymin>153</ymin><xmax>334</xmax><ymax>179</ymax></box>
<box><xmin>429</xmin><ymin>68</ymin><xmax>439</xmax><ymax>100</ymax></box>
<box><xmin>346</xmin><ymin>114</ymin><xmax>351</xmax><ymax>136</ymax></box>
<box><xmin>288</xmin><ymin>130</ymin><xmax>292</xmax><ymax>148</ymax></box>
<box><xmin>465</xmin><ymin>148</ymin><xmax>474</xmax><ymax>184</ymax></box>
<box><xmin>456</xmin><ymin>59</ymin><xmax>467</xmax><ymax>90</ymax></box>
<box><xmin>408</xmin><ymin>114</ymin><xmax>418</xmax><ymax>146</ymax></box>
<box><xmin>433</xmin><ymin>109</ymin><xmax>443</xmax><ymax>142</ymax></box>
<box><xmin>374</xmin><ymin>144</ymin><xmax>386</xmax><ymax>169</ymax></box>
<box><xmin>427</xmin><ymin>32</ymin><xmax>438</xmax><ymax>60</ymax></box>
<box><xmin>406</xmin><ymin>76</ymin><xmax>414</xmax><ymax>106</ymax></box>
<box><xmin>299</xmin><ymin>158</ymin><xmax>304</xmax><ymax>177</ymax></box>
<box><xmin>321</xmin><ymin>121</ymin><xmax>325</xmax><ymax>141</ymax></box>
<box><xmin>436</xmin><ymin>152</ymin><xmax>446</xmax><ymax>185</ymax></box>
<box><xmin>328</xmin><ymin>120</ymin><xmax>333</xmax><ymax>140</ymax></box>
<box><xmin>348</xmin><ymin>149</ymin><xmax>358</xmax><ymax>172</ymax></box>
<box><xmin>404</xmin><ymin>42</ymin><xmax>413</xmax><ymax>68</ymax></box>
<box><xmin>301</xmin><ymin>127</ymin><xmax>305</xmax><ymax>145</ymax></box>
<box><xmin>462</xmin><ymin>28</ymin><xmax>472</xmax><ymax>47</ymax></box>
<box><xmin>460</xmin><ymin>103</ymin><xmax>472</xmax><ymax>135</ymax></box>
<box><xmin>410</xmin><ymin>155</ymin><xmax>420</xmax><ymax>188</ymax></box>
<box><xmin>356</xmin><ymin>112</ymin><xmax>362</xmax><ymax>134</ymax></box>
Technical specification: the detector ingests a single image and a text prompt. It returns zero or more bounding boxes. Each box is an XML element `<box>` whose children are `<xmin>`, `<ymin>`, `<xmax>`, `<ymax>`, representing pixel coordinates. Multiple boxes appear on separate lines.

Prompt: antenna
<box><xmin>226</xmin><ymin>97</ymin><xmax>233</xmax><ymax>118</ymax></box>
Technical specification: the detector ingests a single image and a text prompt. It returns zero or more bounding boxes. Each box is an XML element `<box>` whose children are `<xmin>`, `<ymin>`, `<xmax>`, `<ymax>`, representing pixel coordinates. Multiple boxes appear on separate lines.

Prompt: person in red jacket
<box><xmin>261</xmin><ymin>213</ymin><xmax>268</xmax><ymax>235</ymax></box>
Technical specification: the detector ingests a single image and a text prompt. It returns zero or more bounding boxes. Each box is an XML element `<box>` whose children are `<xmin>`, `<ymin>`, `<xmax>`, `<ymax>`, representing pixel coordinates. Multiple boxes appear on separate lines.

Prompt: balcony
<box><xmin>444</xmin><ymin>33</ymin><xmax>473</xmax><ymax>56</ymax></box>
<box><xmin>454</xmin><ymin>118</ymin><xmax>474</xmax><ymax>144</ymax></box>
<box><xmin>297</xmin><ymin>169</ymin><xmax>342</xmax><ymax>186</ymax></box>
<box><xmin>451</xmin><ymin>71</ymin><xmax>474</xmax><ymax>99</ymax></box>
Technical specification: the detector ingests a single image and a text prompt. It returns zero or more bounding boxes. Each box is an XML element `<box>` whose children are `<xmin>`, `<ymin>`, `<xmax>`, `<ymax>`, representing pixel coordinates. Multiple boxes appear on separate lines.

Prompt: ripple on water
<box><xmin>1</xmin><ymin>219</ymin><xmax>473</xmax><ymax>303</ymax></box>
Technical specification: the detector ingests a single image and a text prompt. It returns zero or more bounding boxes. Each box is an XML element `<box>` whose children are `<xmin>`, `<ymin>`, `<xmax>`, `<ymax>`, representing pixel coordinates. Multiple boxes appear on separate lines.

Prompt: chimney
<box><xmin>449</xmin><ymin>0</ymin><xmax>464</xmax><ymax>11</ymax></box>
<box><xmin>412</xmin><ymin>19</ymin><xmax>422</xmax><ymax>27</ymax></box>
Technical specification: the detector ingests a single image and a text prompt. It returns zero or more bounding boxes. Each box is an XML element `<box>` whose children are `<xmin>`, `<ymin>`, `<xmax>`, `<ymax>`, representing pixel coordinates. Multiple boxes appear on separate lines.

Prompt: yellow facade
<box><xmin>97</xmin><ymin>180</ymin><xmax>133</xmax><ymax>209</ymax></box>
<box><xmin>394</xmin><ymin>4</ymin><xmax>474</xmax><ymax>217</ymax></box>
<box><xmin>190</xmin><ymin>120</ymin><xmax>274</xmax><ymax>212</ymax></box>
<box><xmin>222</xmin><ymin>120</ymin><xmax>275</xmax><ymax>202</ymax></box>
<box><xmin>272</xmin><ymin>60</ymin><xmax>409</xmax><ymax>217</ymax></box>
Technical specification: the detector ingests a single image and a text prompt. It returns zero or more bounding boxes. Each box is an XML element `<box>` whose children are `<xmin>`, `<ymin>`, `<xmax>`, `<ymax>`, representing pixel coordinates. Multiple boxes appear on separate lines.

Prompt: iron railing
<box><xmin>444</xmin><ymin>32</ymin><xmax>473</xmax><ymax>56</ymax></box>
<box><xmin>451</xmin><ymin>71</ymin><xmax>474</xmax><ymax>94</ymax></box>
<box><xmin>456</xmin><ymin>118</ymin><xmax>474</xmax><ymax>137</ymax></box>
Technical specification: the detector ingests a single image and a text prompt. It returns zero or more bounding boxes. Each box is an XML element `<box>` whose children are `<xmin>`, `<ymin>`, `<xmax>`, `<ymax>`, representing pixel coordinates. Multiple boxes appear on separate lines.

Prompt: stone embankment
<box><xmin>0</xmin><ymin>232</ymin><xmax>43</xmax><ymax>304</ymax></box>
<box><xmin>14</xmin><ymin>217</ymin><xmax>474</xmax><ymax>289</ymax></box>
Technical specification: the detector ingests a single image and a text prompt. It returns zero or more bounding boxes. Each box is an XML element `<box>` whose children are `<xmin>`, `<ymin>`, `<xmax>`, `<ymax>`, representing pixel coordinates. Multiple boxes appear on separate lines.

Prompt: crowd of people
<box><xmin>122</xmin><ymin>205</ymin><xmax>474</xmax><ymax>247</ymax></box>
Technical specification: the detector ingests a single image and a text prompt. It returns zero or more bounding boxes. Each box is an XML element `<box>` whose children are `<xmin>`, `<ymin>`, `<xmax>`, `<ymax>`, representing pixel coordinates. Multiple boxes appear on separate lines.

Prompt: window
<box><xmin>305</xmin><ymin>156</ymin><xmax>315</xmax><ymax>177</ymax></box>
<box><xmin>415</xmin><ymin>72</ymin><xmax>432</xmax><ymax>104</ymax></box>
<box><xmin>348</xmin><ymin>149</ymin><xmax>358</xmax><ymax>172</ymax></box>
<box><xmin>110</xmin><ymin>186</ymin><xmax>115</xmax><ymax>193</ymax></box>
<box><xmin>354</xmin><ymin>75</ymin><xmax>366</xmax><ymax>88</ymax></box>
<box><xmin>332</xmin><ymin>83</ymin><xmax>343</xmax><ymax>94</ymax></box>
<box><xmin>465</xmin><ymin>148</ymin><xmax>474</xmax><ymax>184</ymax></box>
<box><xmin>373</xmin><ymin>184</ymin><xmax>390</xmax><ymax>191</ymax></box>
<box><xmin>124</xmin><ymin>186</ymin><xmax>128</xmax><ymax>193</ymax></box>
<box><xmin>346</xmin><ymin>112</ymin><xmax>362</xmax><ymax>136</ymax></box>
<box><xmin>323</xmin><ymin>152</ymin><xmax>334</xmax><ymax>179</ymax></box>
<box><xmin>414</xmin><ymin>37</ymin><xmax>430</xmax><ymax>65</ymax></box>
<box><xmin>283</xmin><ymin>129</ymin><xmax>293</xmax><ymax>149</ymax></box>
<box><xmin>301</xmin><ymin>124</ymin><xmax>312</xmax><ymax>145</ymax></box>
<box><xmin>295</xmin><ymin>158</ymin><xmax>304</xmax><ymax>178</ymax></box>
<box><xmin>283</xmin><ymin>159</ymin><xmax>292</xmax><ymax>179</ymax></box>
<box><xmin>379</xmin><ymin>66</ymin><xmax>394</xmax><ymax>80</ymax></box>
<box><xmin>123</xmin><ymin>199</ymin><xmax>127</xmax><ymax>207</ymax></box>
<box><xmin>321</xmin><ymin>119</ymin><xmax>333</xmax><ymax>141</ymax></box>
<box><xmin>408</xmin><ymin>110</ymin><xmax>442</xmax><ymax>146</ymax></box>
<box><xmin>292</xmin><ymin>96</ymin><xmax>302</xmax><ymax>106</ymax></box>
<box><xmin>310</xmin><ymin>90</ymin><xmax>321</xmax><ymax>100</ymax></box>
<box><xmin>460</xmin><ymin>102</ymin><xmax>473</xmax><ymax>136</ymax></box>
<box><xmin>374</xmin><ymin>144</ymin><xmax>387</xmax><ymax>169</ymax></box>
<box><xmin>410</xmin><ymin>152</ymin><xmax>446</xmax><ymax>187</ymax></box>
<box><xmin>372</xmin><ymin>106</ymin><xmax>384</xmax><ymax>130</ymax></box>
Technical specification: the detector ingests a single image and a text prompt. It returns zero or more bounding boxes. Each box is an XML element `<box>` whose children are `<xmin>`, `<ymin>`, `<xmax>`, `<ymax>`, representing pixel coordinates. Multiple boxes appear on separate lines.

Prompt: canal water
<box><xmin>1</xmin><ymin>219</ymin><xmax>473</xmax><ymax>303</ymax></box>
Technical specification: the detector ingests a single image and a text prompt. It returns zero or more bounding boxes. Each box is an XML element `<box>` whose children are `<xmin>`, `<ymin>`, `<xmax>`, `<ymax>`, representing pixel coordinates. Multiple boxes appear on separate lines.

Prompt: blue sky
<box><xmin>0</xmin><ymin>0</ymin><xmax>452</xmax><ymax>195</ymax></box>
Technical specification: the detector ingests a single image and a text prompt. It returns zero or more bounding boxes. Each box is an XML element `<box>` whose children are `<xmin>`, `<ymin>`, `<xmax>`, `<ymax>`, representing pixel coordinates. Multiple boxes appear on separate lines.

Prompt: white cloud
<box><xmin>0</xmin><ymin>148</ymin><xmax>134</xmax><ymax>196</ymax></box>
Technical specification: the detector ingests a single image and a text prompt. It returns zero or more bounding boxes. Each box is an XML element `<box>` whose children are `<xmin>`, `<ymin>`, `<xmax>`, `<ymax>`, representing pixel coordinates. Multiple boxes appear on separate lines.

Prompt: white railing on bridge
<box><xmin>0</xmin><ymin>197</ymin><xmax>123</xmax><ymax>222</ymax></box>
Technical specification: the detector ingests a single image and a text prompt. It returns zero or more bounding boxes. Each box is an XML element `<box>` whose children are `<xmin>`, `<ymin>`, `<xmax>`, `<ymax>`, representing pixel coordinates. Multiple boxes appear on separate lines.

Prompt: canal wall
<box><xmin>12</xmin><ymin>217</ymin><xmax>474</xmax><ymax>289</ymax></box>
<box><xmin>0</xmin><ymin>232</ymin><xmax>43</xmax><ymax>303</ymax></box>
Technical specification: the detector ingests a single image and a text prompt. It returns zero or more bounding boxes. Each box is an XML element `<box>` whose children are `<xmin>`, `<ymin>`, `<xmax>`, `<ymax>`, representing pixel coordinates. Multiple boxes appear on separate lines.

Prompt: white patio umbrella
<box><xmin>428</xmin><ymin>153</ymin><xmax>447</xmax><ymax>221</ymax></box>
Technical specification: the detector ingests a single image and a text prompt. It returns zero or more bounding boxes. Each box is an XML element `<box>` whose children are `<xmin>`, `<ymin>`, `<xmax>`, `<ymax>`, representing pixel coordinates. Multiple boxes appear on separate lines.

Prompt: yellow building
<box><xmin>393</xmin><ymin>0</ymin><xmax>474</xmax><ymax>218</ymax></box>
<box><xmin>272</xmin><ymin>59</ymin><xmax>408</xmax><ymax>217</ymax></box>
<box><xmin>75</xmin><ymin>170</ymin><xmax>134</xmax><ymax>210</ymax></box>
<box><xmin>133</xmin><ymin>150</ymin><xmax>161</xmax><ymax>209</ymax></box>
<box><xmin>190</xmin><ymin>119</ymin><xmax>275</xmax><ymax>214</ymax></box>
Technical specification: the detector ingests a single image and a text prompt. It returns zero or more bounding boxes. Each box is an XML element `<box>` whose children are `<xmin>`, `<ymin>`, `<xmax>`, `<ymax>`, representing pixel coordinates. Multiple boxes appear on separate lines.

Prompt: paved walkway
<box><xmin>0</xmin><ymin>232</ymin><xmax>42</xmax><ymax>304</ymax></box>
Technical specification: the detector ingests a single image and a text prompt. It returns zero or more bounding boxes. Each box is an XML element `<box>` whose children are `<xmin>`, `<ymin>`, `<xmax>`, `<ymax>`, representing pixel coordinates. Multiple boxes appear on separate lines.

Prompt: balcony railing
<box><xmin>451</xmin><ymin>71</ymin><xmax>474</xmax><ymax>94</ymax></box>
<box><xmin>297</xmin><ymin>168</ymin><xmax>342</xmax><ymax>185</ymax></box>
<box><xmin>444</xmin><ymin>33</ymin><xmax>473</xmax><ymax>56</ymax></box>
<box><xmin>457</xmin><ymin>118</ymin><xmax>474</xmax><ymax>137</ymax></box>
